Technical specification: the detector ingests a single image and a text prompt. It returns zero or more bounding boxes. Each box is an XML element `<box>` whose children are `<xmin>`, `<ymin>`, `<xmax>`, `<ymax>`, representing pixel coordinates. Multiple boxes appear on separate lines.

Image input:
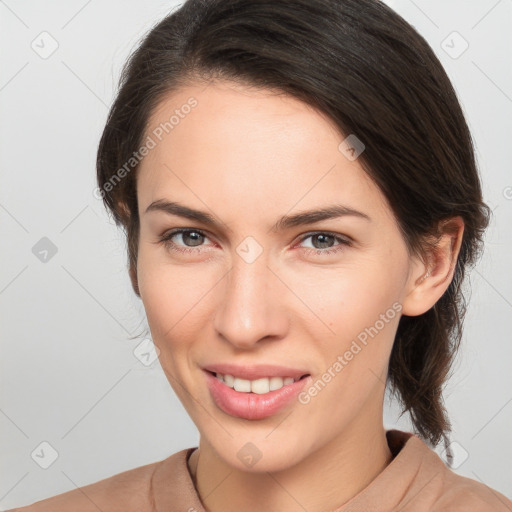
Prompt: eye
<box><xmin>297</xmin><ymin>232</ymin><xmax>351</xmax><ymax>257</ymax></box>
<box><xmin>159</xmin><ymin>228</ymin><xmax>213</xmax><ymax>254</ymax></box>
<box><xmin>158</xmin><ymin>228</ymin><xmax>351</xmax><ymax>258</ymax></box>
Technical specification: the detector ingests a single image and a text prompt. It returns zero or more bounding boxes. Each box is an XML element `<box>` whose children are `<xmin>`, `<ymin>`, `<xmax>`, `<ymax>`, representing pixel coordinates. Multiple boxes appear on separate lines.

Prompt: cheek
<box><xmin>294</xmin><ymin>259</ymin><xmax>403</xmax><ymax>391</ymax></box>
<box><xmin>298</xmin><ymin>272</ymin><xmax>400</xmax><ymax>417</ymax></box>
<box><xmin>137</xmin><ymin>250</ymin><xmax>218</xmax><ymax>344</ymax></box>
<box><xmin>137</xmin><ymin>262</ymin><xmax>207</xmax><ymax>392</ymax></box>
<box><xmin>299</xmin><ymin>264</ymin><xmax>401</xmax><ymax>335</ymax></box>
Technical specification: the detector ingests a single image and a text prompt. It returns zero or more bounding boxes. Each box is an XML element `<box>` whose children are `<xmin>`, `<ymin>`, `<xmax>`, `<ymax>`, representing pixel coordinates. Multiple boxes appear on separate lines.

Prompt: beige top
<box><xmin>8</xmin><ymin>430</ymin><xmax>512</xmax><ymax>511</ymax></box>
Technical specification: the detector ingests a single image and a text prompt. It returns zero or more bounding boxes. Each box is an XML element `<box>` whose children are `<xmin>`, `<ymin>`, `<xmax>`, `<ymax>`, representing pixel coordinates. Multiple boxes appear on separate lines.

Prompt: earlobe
<box><xmin>401</xmin><ymin>217</ymin><xmax>464</xmax><ymax>317</ymax></box>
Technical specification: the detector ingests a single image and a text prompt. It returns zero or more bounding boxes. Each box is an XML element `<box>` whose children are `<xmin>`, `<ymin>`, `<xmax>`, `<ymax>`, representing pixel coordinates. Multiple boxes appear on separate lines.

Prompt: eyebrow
<box><xmin>144</xmin><ymin>199</ymin><xmax>371</xmax><ymax>233</ymax></box>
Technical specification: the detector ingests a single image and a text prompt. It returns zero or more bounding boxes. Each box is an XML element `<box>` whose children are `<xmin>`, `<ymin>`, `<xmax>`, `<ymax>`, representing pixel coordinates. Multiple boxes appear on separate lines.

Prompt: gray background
<box><xmin>1</xmin><ymin>0</ymin><xmax>511</xmax><ymax>508</ymax></box>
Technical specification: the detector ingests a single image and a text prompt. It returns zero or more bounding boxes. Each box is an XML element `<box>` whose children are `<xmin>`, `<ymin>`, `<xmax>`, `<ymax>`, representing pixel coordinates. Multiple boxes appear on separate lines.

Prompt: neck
<box><xmin>187</xmin><ymin>417</ymin><xmax>392</xmax><ymax>512</ymax></box>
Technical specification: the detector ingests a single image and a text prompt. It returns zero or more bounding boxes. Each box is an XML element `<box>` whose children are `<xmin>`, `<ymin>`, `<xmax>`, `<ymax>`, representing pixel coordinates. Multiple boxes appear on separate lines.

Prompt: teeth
<box><xmin>234</xmin><ymin>377</ymin><xmax>252</xmax><ymax>392</ymax></box>
<box><xmin>269</xmin><ymin>377</ymin><xmax>281</xmax><ymax>391</ymax></box>
<box><xmin>215</xmin><ymin>373</ymin><xmax>300</xmax><ymax>394</ymax></box>
<box><xmin>251</xmin><ymin>378</ymin><xmax>270</xmax><ymax>394</ymax></box>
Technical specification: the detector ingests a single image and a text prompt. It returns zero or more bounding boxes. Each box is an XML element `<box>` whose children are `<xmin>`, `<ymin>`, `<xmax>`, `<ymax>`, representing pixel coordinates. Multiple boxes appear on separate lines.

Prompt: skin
<box><xmin>133</xmin><ymin>80</ymin><xmax>464</xmax><ymax>512</ymax></box>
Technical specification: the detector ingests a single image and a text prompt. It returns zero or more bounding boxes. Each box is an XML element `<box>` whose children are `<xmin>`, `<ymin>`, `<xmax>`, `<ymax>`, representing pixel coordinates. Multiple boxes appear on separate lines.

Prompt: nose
<box><xmin>213</xmin><ymin>252</ymin><xmax>289</xmax><ymax>349</ymax></box>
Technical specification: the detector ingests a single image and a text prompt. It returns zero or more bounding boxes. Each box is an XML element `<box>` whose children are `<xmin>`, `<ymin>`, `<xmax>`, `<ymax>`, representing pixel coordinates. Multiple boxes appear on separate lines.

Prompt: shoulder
<box><xmin>402</xmin><ymin>434</ymin><xmax>511</xmax><ymax>511</ymax></box>
<box><xmin>5</xmin><ymin>459</ymin><xmax>161</xmax><ymax>512</ymax></box>
<box><xmin>384</xmin><ymin>431</ymin><xmax>512</xmax><ymax>511</ymax></box>
<box><xmin>430</xmin><ymin>467</ymin><xmax>512</xmax><ymax>511</ymax></box>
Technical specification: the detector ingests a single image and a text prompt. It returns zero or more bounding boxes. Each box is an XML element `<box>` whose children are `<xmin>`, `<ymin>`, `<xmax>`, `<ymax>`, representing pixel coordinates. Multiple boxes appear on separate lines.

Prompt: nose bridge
<box><xmin>213</xmin><ymin>245</ymin><xmax>286</xmax><ymax>347</ymax></box>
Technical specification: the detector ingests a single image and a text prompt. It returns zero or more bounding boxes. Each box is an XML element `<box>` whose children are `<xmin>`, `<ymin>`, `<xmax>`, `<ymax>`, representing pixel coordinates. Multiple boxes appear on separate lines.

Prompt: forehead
<box><xmin>137</xmin><ymin>80</ymin><xmax>392</xmax><ymax>228</ymax></box>
<box><xmin>145</xmin><ymin>79</ymin><xmax>343</xmax><ymax>158</ymax></box>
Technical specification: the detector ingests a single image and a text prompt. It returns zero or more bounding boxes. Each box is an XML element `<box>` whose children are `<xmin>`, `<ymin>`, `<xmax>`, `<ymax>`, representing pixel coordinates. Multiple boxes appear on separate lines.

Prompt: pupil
<box><xmin>185</xmin><ymin>231</ymin><xmax>203</xmax><ymax>246</ymax></box>
<box><xmin>314</xmin><ymin>234</ymin><xmax>333</xmax><ymax>249</ymax></box>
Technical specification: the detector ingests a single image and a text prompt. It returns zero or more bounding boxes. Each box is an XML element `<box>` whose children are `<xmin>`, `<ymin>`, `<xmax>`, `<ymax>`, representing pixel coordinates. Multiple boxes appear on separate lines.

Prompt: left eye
<box><xmin>297</xmin><ymin>232</ymin><xmax>351</xmax><ymax>256</ymax></box>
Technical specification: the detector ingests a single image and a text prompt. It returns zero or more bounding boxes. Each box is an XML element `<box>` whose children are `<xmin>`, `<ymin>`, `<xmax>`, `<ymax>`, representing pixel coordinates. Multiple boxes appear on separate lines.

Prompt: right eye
<box><xmin>159</xmin><ymin>228</ymin><xmax>214</xmax><ymax>254</ymax></box>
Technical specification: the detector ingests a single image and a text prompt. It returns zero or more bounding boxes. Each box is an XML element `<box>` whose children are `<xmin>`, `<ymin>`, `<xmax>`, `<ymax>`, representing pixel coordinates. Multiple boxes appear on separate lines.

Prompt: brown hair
<box><xmin>96</xmin><ymin>0</ymin><xmax>490</xmax><ymax>455</ymax></box>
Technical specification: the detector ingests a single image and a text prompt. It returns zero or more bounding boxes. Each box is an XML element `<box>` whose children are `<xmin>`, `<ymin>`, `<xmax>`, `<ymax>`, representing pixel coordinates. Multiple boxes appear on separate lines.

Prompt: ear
<box><xmin>129</xmin><ymin>262</ymin><xmax>141</xmax><ymax>298</ymax></box>
<box><xmin>401</xmin><ymin>216</ymin><xmax>464</xmax><ymax>317</ymax></box>
<box><xmin>116</xmin><ymin>200</ymin><xmax>132</xmax><ymax>224</ymax></box>
<box><xmin>116</xmin><ymin>200</ymin><xmax>141</xmax><ymax>298</ymax></box>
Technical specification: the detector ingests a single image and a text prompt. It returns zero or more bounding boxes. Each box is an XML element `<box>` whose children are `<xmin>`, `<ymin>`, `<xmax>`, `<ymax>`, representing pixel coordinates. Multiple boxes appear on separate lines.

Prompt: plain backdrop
<box><xmin>1</xmin><ymin>0</ymin><xmax>511</xmax><ymax>508</ymax></box>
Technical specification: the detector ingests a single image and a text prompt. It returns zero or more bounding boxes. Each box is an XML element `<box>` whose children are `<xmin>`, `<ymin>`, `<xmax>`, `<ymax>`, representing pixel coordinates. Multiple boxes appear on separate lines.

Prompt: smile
<box><xmin>213</xmin><ymin>372</ymin><xmax>308</xmax><ymax>394</ymax></box>
<box><xmin>204</xmin><ymin>370</ymin><xmax>312</xmax><ymax>420</ymax></box>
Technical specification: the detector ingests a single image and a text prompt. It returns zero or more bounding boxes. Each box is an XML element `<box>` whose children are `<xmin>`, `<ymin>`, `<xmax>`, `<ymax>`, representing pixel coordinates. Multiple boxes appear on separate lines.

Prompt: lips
<box><xmin>204</xmin><ymin>370</ymin><xmax>312</xmax><ymax>420</ymax></box>
<box><xmin>202</xmin><ymin>362</ymin><xmax>310</xmax><ymax>381</ymax></box>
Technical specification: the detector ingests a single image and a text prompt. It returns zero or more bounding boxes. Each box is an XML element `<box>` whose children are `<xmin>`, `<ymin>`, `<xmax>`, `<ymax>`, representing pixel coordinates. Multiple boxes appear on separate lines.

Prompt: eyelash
<box><xmin>158</xmin><ymin>228</ymin><xmax>351</xmax><ymax>257</ymax></box>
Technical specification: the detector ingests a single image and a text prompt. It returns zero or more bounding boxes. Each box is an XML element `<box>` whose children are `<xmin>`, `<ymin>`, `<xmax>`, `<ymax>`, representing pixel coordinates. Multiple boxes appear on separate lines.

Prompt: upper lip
<box><xmin>203</xmin><ymin>363</ymin><xmax>310</xmax><ymax>380</ymax></box>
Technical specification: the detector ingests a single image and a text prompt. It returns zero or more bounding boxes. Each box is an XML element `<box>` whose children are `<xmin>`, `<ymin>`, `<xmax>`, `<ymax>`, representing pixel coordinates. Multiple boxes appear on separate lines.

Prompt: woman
<box><xmin>10</xmin><ymin>0</ymin><xmax>511</xmax><ymax>510</ymax></box>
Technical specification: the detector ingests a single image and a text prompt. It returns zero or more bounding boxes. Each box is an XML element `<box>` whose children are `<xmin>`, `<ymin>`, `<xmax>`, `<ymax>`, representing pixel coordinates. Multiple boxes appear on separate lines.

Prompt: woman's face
<box><xmin>135</xmin><ymin>80</ymin><xmax>422</xmax><ymax>472</ymax></box>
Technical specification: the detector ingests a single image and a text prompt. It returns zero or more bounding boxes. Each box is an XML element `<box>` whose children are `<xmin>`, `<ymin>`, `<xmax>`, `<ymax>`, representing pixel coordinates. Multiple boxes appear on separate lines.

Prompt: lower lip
<box><xmin>204</xmin><ymin>370</ymin><xmax>311</xmax><ymax>420</ymax></box>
